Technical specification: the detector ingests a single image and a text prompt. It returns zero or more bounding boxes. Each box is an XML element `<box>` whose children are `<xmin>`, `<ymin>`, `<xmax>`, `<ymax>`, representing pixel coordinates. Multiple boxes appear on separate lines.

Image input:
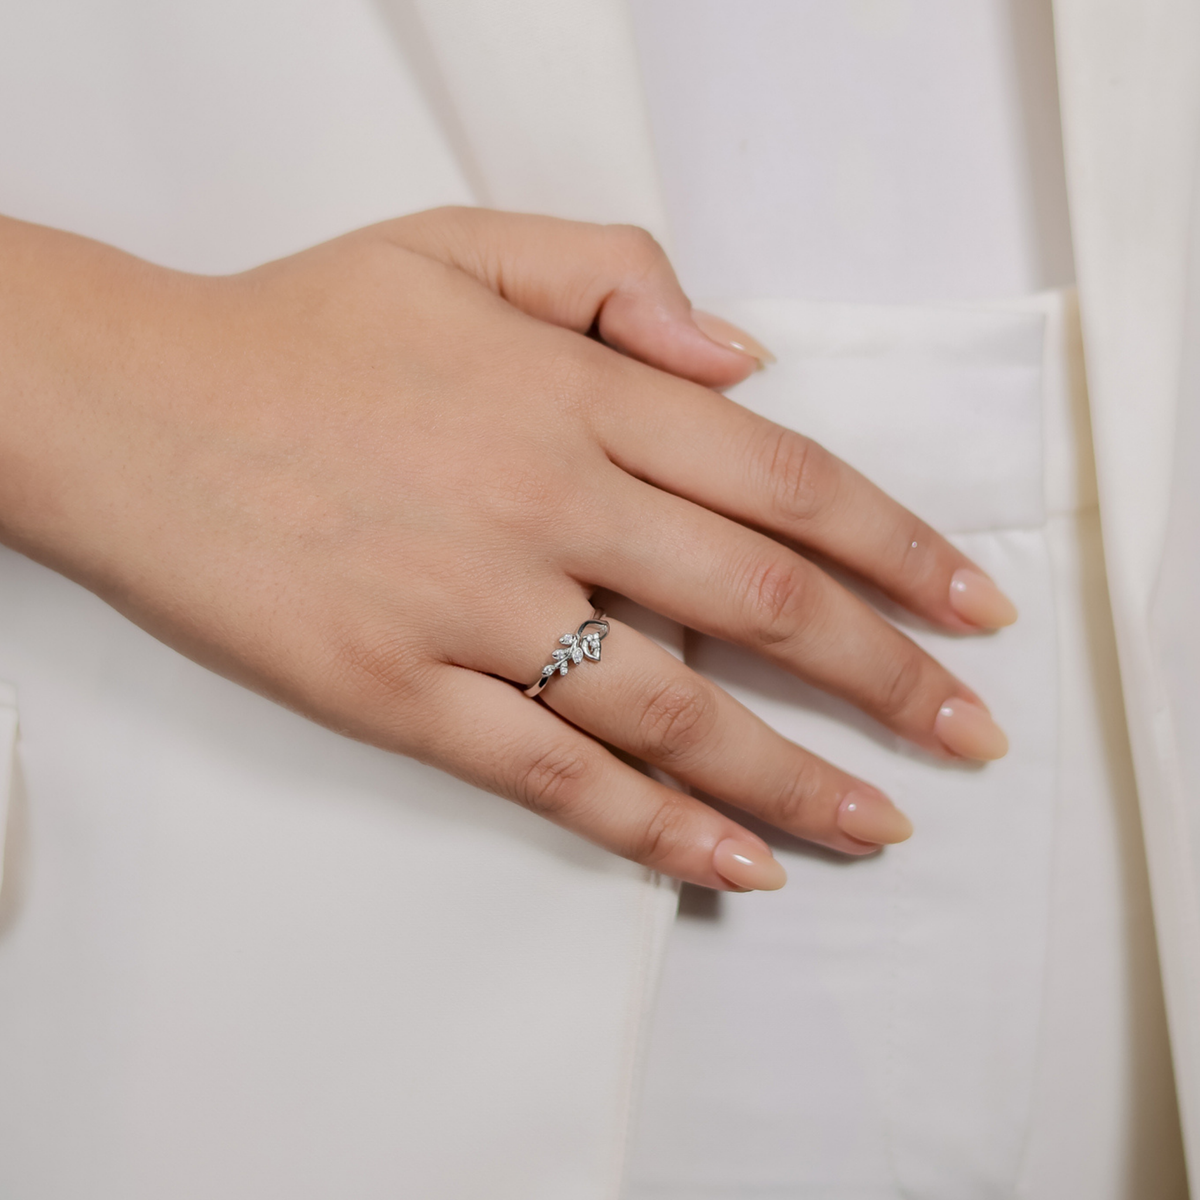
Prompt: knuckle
<box><xmin>630</xmin><ymin>792</ymin><xmax>693</xmax><ymax>869</ymax></box>
<box><xmin>768</xmin><ymin>759</ymin><xmax>826</xmax><ymax>832</ymax></box>
<box><xmin>331</xmin><ymin>626</ymin><xmax>432</xmax><ymax>707</ymax></box>
<box><xmin>604</xmin><ymin>223</ymin><xmax>667</xmax><ymax>274</ymax></box>
<box><xmin>744</xmin><ymin>557</ymin><xmax>817</xmax><ymax>647</ymax></box>
<box><xmin>513</xmin><ymin>742</ymin><xmax>591</xmax><ymax>818</ymax></box>
<box><xmin>873</xmin><ymin>647</ymin><xmax>928</xmax><ymax>723</ymax></box>
<box><xmin>635</xmin><ymin>678</ymin><xmax>719</xmax><ymax>765</ymax></box>
<box><xmin>762</xmin><ymin>426</ymin><xmax>829</xmax><ymax>525</ymax></box>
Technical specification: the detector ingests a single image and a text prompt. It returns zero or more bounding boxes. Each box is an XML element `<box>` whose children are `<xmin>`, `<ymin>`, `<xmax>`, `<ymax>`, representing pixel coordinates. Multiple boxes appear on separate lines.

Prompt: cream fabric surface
<box><xmin>626</xmin><ymin>294</ymin><xmax>1181</xmax><ymax>1198</ymax></box>
<box><xmin>1054</xmin><ymin>0</ymin><xmax>1200</xmax><ymax>1177</ymax></box>
<box><xmin>0</xmin><ymin>3</ymin><xmax>678</xmax><ymax>1197</ymax></box>
<box><xmin>630</xmin><ymin>0</ymin><xmax>1075</xmax><ymax>304</ymax></box>
<box><xmin>0</xmin><ymin>0</ymin><xmax>1195</xmax><ymax>1196</ymax></box>
<box><xmin>0</xmin><ymin>684</ymin><xmax>16</xmax><ymax>897</ymax></box>
<box><xmin>629</xmin><ymin>297</ymin><xmax>1056</xmax><ymax>1198</ymax></box>
<box><xmin>624</xmin><ymin>5</ymin><xmax>1185</xmax><ymax>1193</ymax></box>
<box><xmin>1159</xmin><ymin>190</ymin><xmax>1200</xmax><ymax>1188</ymax></box>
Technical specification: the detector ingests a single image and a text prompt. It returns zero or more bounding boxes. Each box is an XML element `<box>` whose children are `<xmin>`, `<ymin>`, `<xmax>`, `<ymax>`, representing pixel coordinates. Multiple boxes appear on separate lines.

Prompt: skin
<box><xmin>0</xmin><ymin>206</ymin><xmax>1007</xmax><ymax>891</ymax></box>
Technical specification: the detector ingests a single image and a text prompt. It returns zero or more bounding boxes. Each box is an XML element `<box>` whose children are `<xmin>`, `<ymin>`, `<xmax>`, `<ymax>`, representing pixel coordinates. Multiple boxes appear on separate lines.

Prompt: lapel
<box><xmin>399</xmin><ymin>0</ymin><xmax>670</xmax><ymax>244</ymax></box>
<box><xmin>1054</xmin><ymin>0</ymin><xmax>1200</xmax><ymax>1180</ymax></box>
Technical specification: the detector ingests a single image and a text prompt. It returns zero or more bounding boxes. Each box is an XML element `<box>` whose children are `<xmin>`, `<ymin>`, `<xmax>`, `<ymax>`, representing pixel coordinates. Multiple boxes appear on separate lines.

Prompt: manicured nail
<box><xmin>712</xmin><ymin>838</ymin><xmax>787</xmax><ymax>890</ymax></box>
<box><xmin>836</xmin><ymin>789</ymin><xmax>913</xmax><ymax>844</ymax></box>
<box><xmin>935</xmin><ymin>697</ymin><xmax>1009</xmax><ymax>760</ymax></box>
<box><xmin>948</xmin><ymin>567</ymin><xmax>1018</xmax><ymax>629</ymax></box>
<box><xmin>692</xmin><ymin>310</ymin><xmax>777</xmax><ymax>367</ymax></box>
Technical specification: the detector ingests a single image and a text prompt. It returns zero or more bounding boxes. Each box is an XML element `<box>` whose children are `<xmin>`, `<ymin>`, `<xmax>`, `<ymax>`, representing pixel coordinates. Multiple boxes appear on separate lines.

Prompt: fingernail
<box><xmin>692</xmin><ymin>310</ymin><xmax>777</xmax><ymax>367</ymax></box>
<box><xmin>935</xmin><ymin>697</ymin><xmax>1009</xmax><ymax>760</ymax></box>
<box><xmin>948</xmin><ymin>567</ymin><xmax>1018</xmax><ymax>629</ymax></box>
<box><xmin>712</xmin><ymin>838</ymin><xmax>787</xmax><ymax>891</ymax></box>
<box><xmin>836</xmin><ymin>789</ymin><xmax>913</xmax><ymax>844</ymax></box>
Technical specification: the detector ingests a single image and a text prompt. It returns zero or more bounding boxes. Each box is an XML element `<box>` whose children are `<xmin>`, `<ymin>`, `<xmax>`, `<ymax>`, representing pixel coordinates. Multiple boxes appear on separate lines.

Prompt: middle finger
<box><xmin>573</xmin><ymin>468</ymin><xmax>1008</xmax><ymax>762</ymax></box>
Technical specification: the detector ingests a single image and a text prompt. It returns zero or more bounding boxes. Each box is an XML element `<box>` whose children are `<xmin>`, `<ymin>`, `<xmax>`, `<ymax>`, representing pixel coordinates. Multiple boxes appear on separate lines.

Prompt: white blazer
<box><xmin>1053</xmin><ymin>0</ymin><xmax>1200</xmax><ymax>1181</ymax></box>
<box><xmin>0</xmin><ymin>1</ymin><xmax>1196</xmax><ymax>1195</ymax></box>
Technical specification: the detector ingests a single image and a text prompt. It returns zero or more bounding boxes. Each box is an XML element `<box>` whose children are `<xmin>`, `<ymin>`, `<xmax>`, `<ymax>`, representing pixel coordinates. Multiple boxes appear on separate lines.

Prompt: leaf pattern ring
<box><xmin>523</xmin><ymin>609</ymin><xmax>609</xmax><ymax>697</ymax></box>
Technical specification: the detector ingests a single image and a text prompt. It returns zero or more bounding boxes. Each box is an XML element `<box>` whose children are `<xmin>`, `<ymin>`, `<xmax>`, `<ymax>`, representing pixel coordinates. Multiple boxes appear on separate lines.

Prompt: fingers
<box><xmin>592</xmin><ymin>362</ymin><xmax>1018</xmax><ymax>633</ymax></box>
<box><xmin>377</xmin><ymin>207</ymin><xmax>769</xmax><ymax>389</ymax></box>
<box><xmin>577</xmin><ymin>470</ymin><xmax>1008</xmax><ymax>761</ymax></box>
<box><xmin>414</xmin><ymin>661</ymin><xmax>789</xmax><ymax>891</ymax></box>
<box><xmin>522</xmin><ymin>617</ymin><xmax>912</xmax><ymax>855</ymax></box>
<box><xmin>450</xmin><ymin>598</ymin><xmax>911</xmax><ymax>858</ymax></box>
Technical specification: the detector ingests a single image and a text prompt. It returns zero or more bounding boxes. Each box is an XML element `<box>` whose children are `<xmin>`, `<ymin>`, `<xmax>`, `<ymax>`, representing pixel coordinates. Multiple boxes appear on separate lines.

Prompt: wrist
<box><xmin>0</xmin><ymin>216</ymin><xmax>192</xmax><ymax>584</ymax></box>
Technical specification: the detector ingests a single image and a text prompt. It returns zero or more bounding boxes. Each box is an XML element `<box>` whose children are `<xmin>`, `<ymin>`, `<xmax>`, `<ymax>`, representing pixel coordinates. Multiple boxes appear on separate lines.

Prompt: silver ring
<box><xmin>524</xmin><ymin>608</ymin><xmax>609</xmax><ymax>697</ymax></box>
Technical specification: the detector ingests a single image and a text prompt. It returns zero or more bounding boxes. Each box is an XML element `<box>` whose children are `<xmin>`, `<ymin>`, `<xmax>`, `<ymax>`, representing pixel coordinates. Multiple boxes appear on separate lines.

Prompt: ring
<box><xmin>524</xmin><ymin>608</ymin><xmax>609</xmax><ymax>697</ymax></box>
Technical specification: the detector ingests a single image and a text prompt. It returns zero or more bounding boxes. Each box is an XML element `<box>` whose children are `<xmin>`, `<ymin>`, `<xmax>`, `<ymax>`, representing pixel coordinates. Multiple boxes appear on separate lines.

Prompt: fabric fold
<box><xmin>1054</xmin><ymin>0</ymin><xmax>1200</xmax><ymax>1178</ymax></box>
<box><xmin>0</xmin><ymin>683</ymin><xmax>15</xmax><ymax>895</ymax></box>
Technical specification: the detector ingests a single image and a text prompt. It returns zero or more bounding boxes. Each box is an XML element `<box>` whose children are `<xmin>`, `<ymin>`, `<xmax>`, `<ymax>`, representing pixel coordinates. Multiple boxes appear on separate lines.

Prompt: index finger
<box><xmin>592</xmin><ymin>361</ymin><xmax>1018</xmax><ymax>632</ymax></box>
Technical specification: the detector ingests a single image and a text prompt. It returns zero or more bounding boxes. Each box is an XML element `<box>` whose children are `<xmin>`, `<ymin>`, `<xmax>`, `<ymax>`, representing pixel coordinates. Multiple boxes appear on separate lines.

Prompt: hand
<box><xmin>0</xmin><ymin>208</ymin><xmax>1015</xmax><ymax>891</ymax></box>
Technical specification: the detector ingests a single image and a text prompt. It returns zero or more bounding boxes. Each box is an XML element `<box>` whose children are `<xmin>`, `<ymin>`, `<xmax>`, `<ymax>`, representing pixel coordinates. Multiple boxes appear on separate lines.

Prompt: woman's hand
<box><xmin>0</xmin><ymin>208</ymin><xmax>1015</xmax><ymax>891</ymax></box>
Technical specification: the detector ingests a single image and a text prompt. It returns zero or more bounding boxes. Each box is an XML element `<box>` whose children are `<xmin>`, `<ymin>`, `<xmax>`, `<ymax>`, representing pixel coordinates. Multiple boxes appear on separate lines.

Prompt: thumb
<box><xmin>379</xmin><ymin>207</ymin><xmax>773</xmax><ymax>389</ymax></box>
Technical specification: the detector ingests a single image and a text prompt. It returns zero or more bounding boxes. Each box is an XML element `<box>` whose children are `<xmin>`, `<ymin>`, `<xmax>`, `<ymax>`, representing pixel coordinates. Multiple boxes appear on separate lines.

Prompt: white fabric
<box><xmin>0</xmin><ymin>683</ymin><xmax>17</xmax><ymax>896</ymax></box>
<box><xmin>0</xmin><ymin>554</ymin><xmax>678</xmax><ymax>1199</ymax></box>
<box><xmin>1156</xmin><ymin>182</ymin><xmax>1200</xmax><ymax>1173</ymax></box>
<box><xmin>630</xmin><ymin>296</ymin><xmax>1055</xmax><ymax>1198</ymax></box>
<box><xmin>627</xmin><ymin>294</ymin><xmax>1180</xmax><ymax>1198</ymax></box>
<box><xmin>0</xmin><ymin>0</ymin><xmax>474</xmax><ymax>272</ymax></box>
<box><xmin>625</xmin><ymin>5</ymin><xmax>1185</xmax><ymax>1193</ymax></box>
<box><xmin>0</xmin><ymin>0</ymin><xmax>1193</xmax><ymax>1196</ymax></box>
<box><xmin>1054</xmin><ymin>0</ymin><xmax>1200</xmax><ymax>1178</ymax></box>
<box><xmin>0</xmin><ymin>4</ymin><xmax>679</xmax><ymax>1197</ymax></box>
<box><xmin>630</xmin><ymin>0</ymin><xmax>1075</xmax><ymax>303</ymax></box>
<box><xmin>409</xmin><ymin>0</ymin><xmax>669</xmax><ymax>243</ymax></box>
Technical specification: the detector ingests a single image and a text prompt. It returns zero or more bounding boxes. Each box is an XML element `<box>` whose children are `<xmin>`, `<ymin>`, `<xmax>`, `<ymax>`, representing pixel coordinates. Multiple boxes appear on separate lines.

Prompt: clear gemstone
<box><xmin>559</xmin><ymin>662</ymin><xmax>568</xmax><ymax>675</ymax></box>
<box><xmin>560</xmin><ymin>634</ymin><xmax>574</xmax><ymax>645</ymax></box>
<box><xmin>572</xmin><ymin>645</ymin><xmax>583</xmax><ymax>664</ymax></box>
<box><xmin>542</xmin><ymin>665</ymin><xmax>554</xmax><ymax>676</ymax></box>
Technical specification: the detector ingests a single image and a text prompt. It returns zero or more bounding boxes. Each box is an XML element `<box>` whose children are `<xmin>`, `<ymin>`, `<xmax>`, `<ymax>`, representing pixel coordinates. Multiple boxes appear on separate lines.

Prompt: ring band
<box><xmin>524</xmin><ymin>608</ymin><xmax>609</xmax><ymax>697</ymax></box>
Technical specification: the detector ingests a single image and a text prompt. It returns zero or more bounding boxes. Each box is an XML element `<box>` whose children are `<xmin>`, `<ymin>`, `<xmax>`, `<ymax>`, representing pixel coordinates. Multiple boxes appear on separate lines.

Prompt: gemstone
<box><xmin>559</xmin><ymin>662</ymin><xmax>569</xmax><ymax>675</ymax></box>
<box><xmin>572</xmin><ymin>645</ymin><xmax>583</xmax><ymax>664</ymax></box>
<box><xmin>542</xmin><ymin>665</ymin><xmax>554</xmax><ymax>676</ymax></box>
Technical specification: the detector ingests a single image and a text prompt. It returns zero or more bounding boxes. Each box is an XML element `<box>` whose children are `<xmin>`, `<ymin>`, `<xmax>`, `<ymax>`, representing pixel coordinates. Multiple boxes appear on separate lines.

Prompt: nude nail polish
<box><xmin>948</xmin><ymin>567</ymin><xmax>1018</xmax><ymax>629</ymax></box>
<box><xmin>712</xmin><ymin>838</ymin><xmax>787</xmax><ymax>891</ymax></box>
<box><xmin>836</xmin><ymin>789</ymin><xmax>913</xmax><ymax>844</ymax></box>
<box><xmin>934</xmin><ymin>697</ymin><xmax>1009</xmax><ymax>761</ymax></box>
<box><xmin>691</xmin><ymin>310</ymin><xmax>777</xmax><ymax>367</ymax></box>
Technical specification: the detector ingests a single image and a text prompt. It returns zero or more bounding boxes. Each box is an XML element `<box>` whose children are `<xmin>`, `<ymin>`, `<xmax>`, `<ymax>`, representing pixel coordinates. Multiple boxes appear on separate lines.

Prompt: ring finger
<box><xmin>459</xmin><ymin>605</ymin><xmax>913</xmax><ymax>856</ymax></box>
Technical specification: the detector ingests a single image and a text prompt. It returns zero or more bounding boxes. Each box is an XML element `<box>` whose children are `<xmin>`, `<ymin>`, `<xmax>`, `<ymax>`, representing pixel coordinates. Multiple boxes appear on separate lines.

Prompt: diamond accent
<box><xmin>527</xmin><ymin>614</ymin><xmax>609</xmax><ymax>695</ymax></box>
